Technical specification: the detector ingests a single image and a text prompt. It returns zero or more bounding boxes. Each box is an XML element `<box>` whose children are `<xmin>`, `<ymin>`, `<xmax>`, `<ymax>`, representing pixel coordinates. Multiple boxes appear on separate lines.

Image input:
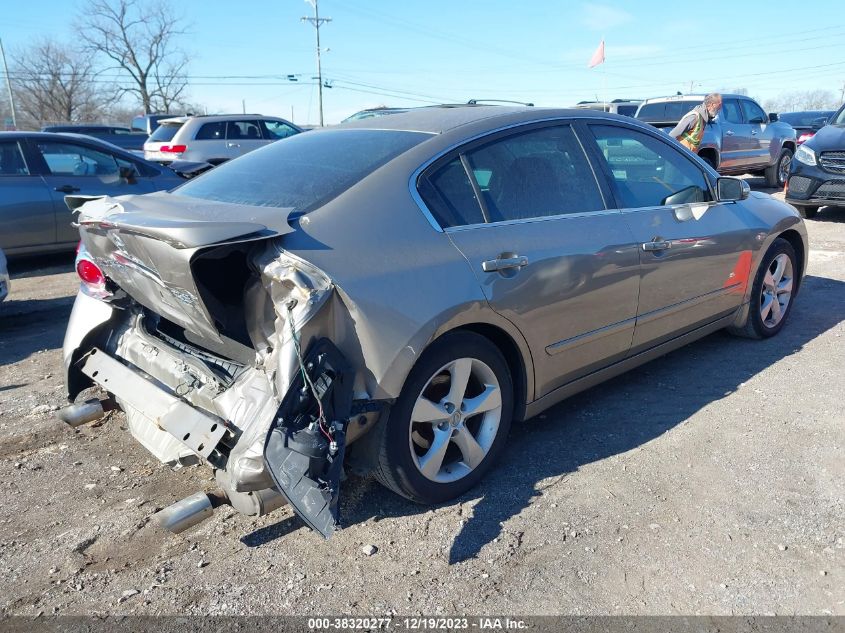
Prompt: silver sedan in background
<box><xmin>59</xmin><ymin>106</ymin><xmax>807</xmax><ymax>539</ymax></box>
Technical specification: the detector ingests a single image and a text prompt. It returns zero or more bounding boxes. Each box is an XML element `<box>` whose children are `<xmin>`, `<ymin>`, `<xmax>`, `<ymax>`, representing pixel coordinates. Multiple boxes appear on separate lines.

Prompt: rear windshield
<box><xmin>149</xmin><ymin>122</ymin><xmax>183</xmax><ymax>142</ymax></box>
<box><xmin>636</xmin><ymin>101</ymin><xmax>698</xmax><ymax>123</ymax></box>
<box><xmin>174</xmin><ymin>129</ymin><xmax>430</xmax><ymax>212</ymax></box>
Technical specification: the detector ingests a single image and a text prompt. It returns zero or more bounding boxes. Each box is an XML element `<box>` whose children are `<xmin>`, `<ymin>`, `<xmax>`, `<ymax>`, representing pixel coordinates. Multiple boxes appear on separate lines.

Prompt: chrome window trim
<box><xmin>408</xmin><ymin>114</ymin><xmax>636</xmax><ymax>233</ymax></box>
<box><xmin>444</xmin><ymin>208</ymin><xmax>622</xmax><ymax>233</ymax></box>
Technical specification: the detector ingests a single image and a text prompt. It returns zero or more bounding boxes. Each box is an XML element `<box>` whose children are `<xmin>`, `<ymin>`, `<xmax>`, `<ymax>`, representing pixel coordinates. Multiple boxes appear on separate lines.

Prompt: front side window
<box><xmin>261</xmin><ymin>120</ymin><xmax>299</xmax><ymax>140</ymax></box>
<box><xmin>36</xmin><ymin>141</ymin><xmax>120</xmax><ymax>177</ymax></box>
<box><xmin>590</xmin><ymin>125</ymin><xmax>712</xmax><ymax>208</ymax></box>
<box><xmin>741</xmin><ymin>100</ymin><xmax>767</xmax><ymax>124</ymax></box>
<box><xmin>0</xmin><ymin>141</ymin><xmax>30</xmax><ymax>175</ymax></box>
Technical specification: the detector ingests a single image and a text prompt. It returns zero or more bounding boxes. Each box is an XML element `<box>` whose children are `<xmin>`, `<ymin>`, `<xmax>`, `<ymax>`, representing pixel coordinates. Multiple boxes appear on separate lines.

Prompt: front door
<box><xmin>718</xmin><ymin>98</ymin><xmax>752</xmax><ymax>171</ymax></box>
<box><xmin>418</xmin><ymin>123</ymin><xmax>641</xmax><ymax>398</ymax></box>
<box><xmin>30</xmin><ymin>139</ymin><xmax>161</xmax><ymax>245</ymax></box>
<box><xmin>0</xmin><ymin>139</ymin><xmax>56</xmax><ymax>252</ymax></box>
<box><xmin>585</xmin><ymin>123</ymin><xmax>755</xmax><ymax>351</ymax></box>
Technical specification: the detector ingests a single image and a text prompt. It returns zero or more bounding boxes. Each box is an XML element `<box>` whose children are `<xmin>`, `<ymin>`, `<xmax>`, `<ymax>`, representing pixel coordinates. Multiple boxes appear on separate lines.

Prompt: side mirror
<box><xmin>768</xmin><ymin>112</ymin><xmax>779</xmax><ymax>123</ymax></box>
<box><xmin>717</xmin><ymin>177</ymin><xmax>750</xmax><ymax>202</ymax></box>
<box><xmin>811</xmin><ymin>117</ymin><xmax>828</xmax><ymax>130</ymax></box>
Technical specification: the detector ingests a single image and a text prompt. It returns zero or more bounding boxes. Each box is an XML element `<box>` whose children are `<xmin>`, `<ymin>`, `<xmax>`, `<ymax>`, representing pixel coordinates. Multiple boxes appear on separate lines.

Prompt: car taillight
<box><xmin>161</xmin><ymin>144</ymin><xmax>187</xmax><ymax>153</ymax></box>
<box><xmin>797</xmin><ymin>133</ymin><xmax>814</xmax><ymax>144</ymax></box>
<box><xmin>77</xmin><ymin>259</ymin><xmax>105</xmax><ymax>287</ymax></box>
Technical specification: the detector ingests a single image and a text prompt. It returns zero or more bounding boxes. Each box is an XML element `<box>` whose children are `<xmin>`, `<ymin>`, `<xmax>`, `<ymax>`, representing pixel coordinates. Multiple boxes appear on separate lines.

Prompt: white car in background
<box><xmin>0</xmin><ymin>247</ymin><xmax>9</xmax><ymax>302</ymax></box>
<box><xmin>143</xmin><ymin>114</ymin><xmax>303</xmax><ymax>165</ymax></box>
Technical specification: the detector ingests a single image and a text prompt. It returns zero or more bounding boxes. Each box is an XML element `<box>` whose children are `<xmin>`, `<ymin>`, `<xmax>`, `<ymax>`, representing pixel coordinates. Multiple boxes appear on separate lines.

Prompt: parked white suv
<box><xmin>144</xmin><ymin>114</ymin><xmax>302</xmax><ymax>165</ymax></box>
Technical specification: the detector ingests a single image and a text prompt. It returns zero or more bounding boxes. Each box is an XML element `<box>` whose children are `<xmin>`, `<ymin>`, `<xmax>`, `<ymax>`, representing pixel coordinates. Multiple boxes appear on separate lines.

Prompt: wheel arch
<box><xmin>452</xmin><ymin>322</ymin><xmax>531</xmax><ymax>423</ymax></box>
<box><xmin>777</xmin><ymin>228</ymin><xmax>806</xmax><ymax>294</ymax></box>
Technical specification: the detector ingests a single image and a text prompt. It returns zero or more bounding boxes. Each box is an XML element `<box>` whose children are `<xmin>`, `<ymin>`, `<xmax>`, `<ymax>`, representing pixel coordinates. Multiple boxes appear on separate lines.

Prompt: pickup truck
<box><xmin>635</xmin><ymin>94</ymin><xmax>797</xmax><ymax>187</ymax></box>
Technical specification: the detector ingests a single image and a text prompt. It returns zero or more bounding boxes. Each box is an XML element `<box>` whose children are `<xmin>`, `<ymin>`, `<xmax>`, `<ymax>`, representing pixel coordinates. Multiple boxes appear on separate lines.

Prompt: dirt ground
<box><xmin>0</xmin><ymin>184</ymin><xmax>843</xmax><ymax>617</ymax></box>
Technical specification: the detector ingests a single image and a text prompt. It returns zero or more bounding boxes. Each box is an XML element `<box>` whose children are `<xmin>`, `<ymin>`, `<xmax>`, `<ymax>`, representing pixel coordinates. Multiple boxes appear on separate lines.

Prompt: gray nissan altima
<box><xmin>59</xmin><ymin>106</ymin><xmax>807</xmax><ymax>538</ymax></box>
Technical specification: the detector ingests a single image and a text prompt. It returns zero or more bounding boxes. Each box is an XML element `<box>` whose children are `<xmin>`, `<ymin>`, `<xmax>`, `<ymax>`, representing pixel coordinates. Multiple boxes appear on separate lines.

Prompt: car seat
<box><xmin>246</xmin><ymin>126</ymin><xmax>259</xmax><ymax>139</ymax></box>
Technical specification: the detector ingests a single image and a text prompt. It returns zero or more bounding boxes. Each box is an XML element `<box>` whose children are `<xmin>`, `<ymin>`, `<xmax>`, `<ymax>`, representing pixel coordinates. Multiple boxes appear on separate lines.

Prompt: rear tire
<box><xmin>796</xmin><ymin>205</ymin><xmax>819</xmax><ymax>219</ymax></box>
<box><xmin>372</xmin><ymin>331</ymin><xmax>513</xmax><ymax>504</ymax></box>
<box><xmin>765</xmin><ymin>148</ymin><xmax>793</xmax><ymax>188</ymax></box>
<box><xmin>728</xmin><ymin>238</ymin><xmax>797</xmax><ymax>339</ymax></box>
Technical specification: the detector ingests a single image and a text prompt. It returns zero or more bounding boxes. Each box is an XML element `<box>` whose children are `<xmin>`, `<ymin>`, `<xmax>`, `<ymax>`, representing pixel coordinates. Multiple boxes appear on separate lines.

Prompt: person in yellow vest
<box><xmin>669</xmin><ymin>93</ymin><xmax>723</xmax><ymax>152</ymax></box>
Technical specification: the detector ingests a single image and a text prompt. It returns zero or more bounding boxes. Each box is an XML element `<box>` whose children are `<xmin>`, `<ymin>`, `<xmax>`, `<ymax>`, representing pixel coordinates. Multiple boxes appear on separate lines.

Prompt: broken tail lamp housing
<box><xmin>76</xmin><ymin>247</ymin><xmax>112</xmax><ymax>300</ymax></box>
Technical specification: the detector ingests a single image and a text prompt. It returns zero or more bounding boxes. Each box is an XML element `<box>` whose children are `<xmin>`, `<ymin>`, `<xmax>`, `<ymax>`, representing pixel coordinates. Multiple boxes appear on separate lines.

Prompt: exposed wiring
<box><xmin>286</xmin><ymin>301</ymin><xmax>333</xmax><ymax>444</ymax></box>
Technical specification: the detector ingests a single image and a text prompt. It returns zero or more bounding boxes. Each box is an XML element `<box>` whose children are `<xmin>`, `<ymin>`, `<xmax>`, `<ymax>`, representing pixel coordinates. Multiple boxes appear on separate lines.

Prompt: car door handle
<box><xmin>482</xmin><ymin>256</ymin><xmax>528</xmax><ymax>272</ymax></box>
<box><xmin>725</xmin><ymin>130</ymin><xmax>734</xmax><ymax>136</ymax></box>
<box><xmin>642</xmin><ymin>240</ymin><xmax>671</xmax><ymax>252</ymax></box>
<box><xmin>54</xmin><ymin>185</ymin><xmax>81</xmax><ymax>193</ymax></box>
<box><xmin>227</xmin><ymin>142</ymin><xmax>240</xmax><ymax>148</ymax></box>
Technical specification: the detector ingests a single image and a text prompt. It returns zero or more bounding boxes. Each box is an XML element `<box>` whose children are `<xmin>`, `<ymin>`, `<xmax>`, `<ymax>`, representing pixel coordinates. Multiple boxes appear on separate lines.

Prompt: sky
<box><xmin>2</xmin><ymin>0</ymin><xmax>844</xmax><ymax>126</ymax></box>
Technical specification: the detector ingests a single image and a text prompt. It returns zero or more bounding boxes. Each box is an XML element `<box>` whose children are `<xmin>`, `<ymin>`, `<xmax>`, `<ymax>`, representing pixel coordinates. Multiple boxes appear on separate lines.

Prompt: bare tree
<box><xmin>10</xmin><ymin>39</ymin><xmax>106</xmax><ymax>128</ymax></box>
<box><xmin>763</xmin><ymin>89</ymin><xmax>838</xmax><ymax>113</ymax></box>
<box><xmin>78</xmin><ymin>0</ymin><xmax>189</xmax><ymax>113</ymax></box>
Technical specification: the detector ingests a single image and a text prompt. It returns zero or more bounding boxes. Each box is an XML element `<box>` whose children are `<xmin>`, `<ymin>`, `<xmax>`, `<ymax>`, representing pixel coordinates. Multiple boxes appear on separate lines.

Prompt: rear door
<box><xmin>30</xmin><ymin>139</ymin><xmax>165</xmax><ymax>244</ymax></box>
<box><xmin>584</xmin><ymin>123</ymin><xmax>754</xmax><ymax>351</ymax></box>
<box><xmin>225</xmin><ymin>120</ymin><xmax>265</xmax><ymax>159</ymax></box>
<box><xmin>0</xmin><ymin>139</ymin><xmax>56</xmax><ymax>252</ymax></box>
<box><xmin>718</xmin><ymin>98</ymin><xmax>753</xmax><ymax>170</ymax></box>
<box><xmin>419</xmin><ymin>122</ymin><xmax>641</xmax><ymax>398</ymax></box>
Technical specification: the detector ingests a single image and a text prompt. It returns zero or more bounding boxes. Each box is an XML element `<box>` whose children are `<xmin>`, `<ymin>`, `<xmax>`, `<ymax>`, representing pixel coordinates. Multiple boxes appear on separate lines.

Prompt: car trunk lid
<box><xmin>70</xmin><ymin>192</ymin><xmax>295</xmax><ymax>344</ymax></box>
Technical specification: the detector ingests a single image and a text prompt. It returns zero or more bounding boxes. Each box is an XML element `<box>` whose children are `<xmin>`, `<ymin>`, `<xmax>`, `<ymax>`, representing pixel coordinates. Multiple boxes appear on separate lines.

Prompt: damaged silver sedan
<box><xmin>60</xmin><ymin>106</ymin><xmax>808</xmax><ymax>537</ymax></box>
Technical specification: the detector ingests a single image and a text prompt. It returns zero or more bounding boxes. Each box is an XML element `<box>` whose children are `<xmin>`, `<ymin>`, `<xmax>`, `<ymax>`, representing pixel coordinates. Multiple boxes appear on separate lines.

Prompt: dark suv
<box><xmin>786</xmin><ymin>102</ymin><xmax>845</xmax><ymax>218</ymax></box>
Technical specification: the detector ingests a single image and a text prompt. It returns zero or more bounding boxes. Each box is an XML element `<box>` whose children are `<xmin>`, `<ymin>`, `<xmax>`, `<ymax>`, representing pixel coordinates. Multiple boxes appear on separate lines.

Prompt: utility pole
<box><xmin>301</xmin><ymin>0</ymin><xmax>331</xmax><ymax>127</ymax></box>
<box><xmin>0</xmin><ymin>38</ymin><xmax>17</xmax><ymax>130</ymax></box>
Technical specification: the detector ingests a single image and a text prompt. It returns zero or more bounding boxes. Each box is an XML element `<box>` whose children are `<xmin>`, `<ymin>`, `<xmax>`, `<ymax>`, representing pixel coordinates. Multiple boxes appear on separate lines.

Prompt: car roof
<box><xmin>158</xmin><ymin>114</ymin><xmax>288</xmax><ymax>125</ymax></box>
<box><xmin>641</xmin><ymin>93</ymin><xmax>753</xmax><ymax>105</ymax></box>
<box><xmin>335</xmin><ymin>104</ymin><xmax>633</xmax><ymax>134</ymax></box>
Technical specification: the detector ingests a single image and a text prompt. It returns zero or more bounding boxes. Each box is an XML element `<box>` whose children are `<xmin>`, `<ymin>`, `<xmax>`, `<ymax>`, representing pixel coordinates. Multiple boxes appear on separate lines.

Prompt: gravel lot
<box><xmin>0</xmin><ymin>185</ymin><xmax>843</xmax><ymax>617</ymax></box>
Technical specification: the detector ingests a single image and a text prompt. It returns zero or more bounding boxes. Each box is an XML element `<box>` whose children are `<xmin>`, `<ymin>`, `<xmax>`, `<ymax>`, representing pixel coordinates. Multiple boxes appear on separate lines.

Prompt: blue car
<box><xmin>0</xmin><ymin>132</ymin><xmax>185</xmax><ymax>257</ymax></box>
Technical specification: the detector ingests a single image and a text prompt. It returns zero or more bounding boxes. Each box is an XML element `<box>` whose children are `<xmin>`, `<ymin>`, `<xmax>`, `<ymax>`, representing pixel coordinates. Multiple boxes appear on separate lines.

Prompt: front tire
<box><xmin>373</xmin><ymin>331</ymin><xmax>513</xmax><ymax>504</ymax></box>
<box><xmin>728</xmin><ymin>238</ymin><xmax>797</xmax><ymax>339</ymax></box>
<box><xmin>765</xmin><ymin>148</ymin><xmax>793</xmax><ymax>188</ymax></box>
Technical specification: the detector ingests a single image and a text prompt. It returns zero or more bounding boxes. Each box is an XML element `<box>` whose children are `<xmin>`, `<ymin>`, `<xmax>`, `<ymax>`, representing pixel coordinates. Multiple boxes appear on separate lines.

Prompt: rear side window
<box><xmin>0</xmin><ymin>141</ymin><xmax>29</xmax><ymax>175</ymax></box>
<box><xmin>419</xmin><ymin>159</ymin><xmax>485</xmax><ymax>228</ymax></box>
<box><xmin>721</xmin><ymin>99</ymin><xmax>743</xmax><ymax>124</ymax></box>
<box><xmin>195</xmin><ymin>122</ymin><xmax>225</xmax><ymax>140</ymax></box>
<box><xmin>226</xmin><ymin>120</ymin><xmax>261</xmax><ymax>140</ymax></box>
<box><xmin>175</xmin><ymin>129</ymin><xmax>429</xmax><ymax>211</ymax></box>
<box><xmin>149</xmin><ymin>122</ymin><xmax>183</xmax><ymax>142</ymax></box>
<box><xmin>467</xmin><ymin>125</ymin><xmax>605</xmax><ymax>223</ymax></box>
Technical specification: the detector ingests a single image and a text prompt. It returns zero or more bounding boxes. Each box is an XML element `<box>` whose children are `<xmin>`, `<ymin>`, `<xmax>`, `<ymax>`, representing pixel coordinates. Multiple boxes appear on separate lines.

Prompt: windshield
<box><xmin>149</xmin><ymin>122</ymin><xmax>183</xmax><ymax>142</ymax></box>
<box><xmin>832</xmin><ymin>107</ymin><xmax>845</xmax><ymax>126</ymax></box>
<box><xmin>175</xmin><ymin>128</ymin><xmax>430</xmax><ymax>212</ymax></box>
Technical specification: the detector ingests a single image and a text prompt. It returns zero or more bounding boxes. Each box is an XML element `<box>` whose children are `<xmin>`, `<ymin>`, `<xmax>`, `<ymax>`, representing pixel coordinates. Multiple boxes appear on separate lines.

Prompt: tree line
<box><xmin>0</xmin><ymin>0</ymin><xmax>193</xmax><ymax>130</ymax></box>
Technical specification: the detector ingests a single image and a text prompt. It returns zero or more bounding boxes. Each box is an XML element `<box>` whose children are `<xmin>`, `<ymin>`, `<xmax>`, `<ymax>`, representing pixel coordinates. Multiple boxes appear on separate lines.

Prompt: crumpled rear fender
<box><xmin>63</xmin><ymin>290</ymin><xmax>116</xmax><ymax>399</ymax></box>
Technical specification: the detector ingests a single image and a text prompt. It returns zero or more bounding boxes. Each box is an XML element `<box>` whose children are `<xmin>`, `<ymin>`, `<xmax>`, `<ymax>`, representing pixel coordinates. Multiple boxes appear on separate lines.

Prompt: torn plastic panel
<box><xmin>264</xmin><ymin>338</ymin><xmax>354</xmax><ymax>538</ymax></box>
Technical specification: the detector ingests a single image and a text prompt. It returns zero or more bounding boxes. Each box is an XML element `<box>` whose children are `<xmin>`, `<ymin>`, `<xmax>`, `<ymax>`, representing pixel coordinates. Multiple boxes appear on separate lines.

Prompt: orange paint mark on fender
<box><xmin>724</xmin><ymin>250</ymin><xmax>753</xmax><ymax>294</ymax></box>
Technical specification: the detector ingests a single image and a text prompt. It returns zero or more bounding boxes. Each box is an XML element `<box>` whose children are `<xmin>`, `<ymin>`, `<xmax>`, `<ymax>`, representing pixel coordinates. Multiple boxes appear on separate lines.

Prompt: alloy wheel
<box><xmin>760</xmin><ymin>253</ymin><xmax>793</xmax><ymax>328</ymax></box>
<box><xmin>409</xmin><ymin>357</ymin><xmax>502</xmax><ymax>483</ymax></box>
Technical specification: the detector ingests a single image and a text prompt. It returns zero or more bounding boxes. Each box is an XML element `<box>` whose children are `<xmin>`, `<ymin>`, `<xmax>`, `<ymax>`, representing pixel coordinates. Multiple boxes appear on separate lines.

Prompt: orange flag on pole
<box><xmin>588</xmin><ymin>40</ymin><xmax>605</xmax><ymax>68</ymax></box>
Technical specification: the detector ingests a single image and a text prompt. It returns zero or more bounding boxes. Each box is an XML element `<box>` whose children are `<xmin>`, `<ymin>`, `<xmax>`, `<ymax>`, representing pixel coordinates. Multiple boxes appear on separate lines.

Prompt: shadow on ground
<box><xmin>241</xmin><ymin>274</ymin><xmax>845</xmax><ymax>563</ymax></box>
